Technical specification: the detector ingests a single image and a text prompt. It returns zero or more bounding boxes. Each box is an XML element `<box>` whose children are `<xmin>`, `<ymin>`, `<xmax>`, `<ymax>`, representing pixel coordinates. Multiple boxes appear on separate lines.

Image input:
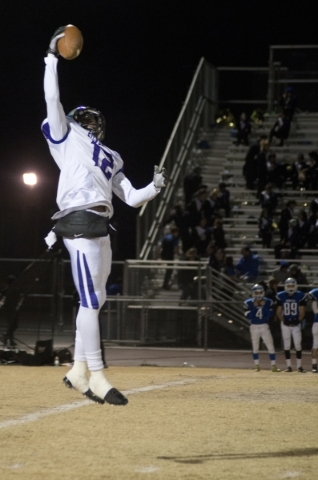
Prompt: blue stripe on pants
<box><xmin>83</xmin><ymin>253</ymin><xmax>99</xmax><ymax>310</ymax></box>
<box><xmin>77</xmin><ymin>251</ymin><xmax>88</xmax><ymax>308</ymax></box>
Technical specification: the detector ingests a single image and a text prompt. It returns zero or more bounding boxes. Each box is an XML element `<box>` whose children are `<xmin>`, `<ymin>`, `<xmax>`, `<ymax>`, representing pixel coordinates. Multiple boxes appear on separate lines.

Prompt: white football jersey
<box><xmin>42</xmin><ymin>55</ymin><xmax>160</xmax><ymax>220</ymax></box>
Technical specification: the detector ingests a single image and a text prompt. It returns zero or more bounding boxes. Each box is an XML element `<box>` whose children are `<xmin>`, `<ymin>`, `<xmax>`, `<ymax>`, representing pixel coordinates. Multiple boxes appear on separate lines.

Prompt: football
<box><xmin>57</xmin><ymin>25</ymin><xmax>83</xmax><ymax>60</ymax></box>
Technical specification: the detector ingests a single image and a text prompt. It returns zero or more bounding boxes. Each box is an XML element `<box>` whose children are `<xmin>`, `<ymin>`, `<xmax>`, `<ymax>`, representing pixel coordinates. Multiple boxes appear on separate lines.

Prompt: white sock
<box><xmin>89</xmin><ymin>370</ymin><xmax>113</xmax><ymax>399</ymax></box>
<box><xmin>73</xmin><ymin>329</ymin><xmax>86</xmax><ymax>362</ymax></box>
<box><xmin>76</xmin><ymin>306</ymin><xmax>104</xmax><ymax>371</ymax></box>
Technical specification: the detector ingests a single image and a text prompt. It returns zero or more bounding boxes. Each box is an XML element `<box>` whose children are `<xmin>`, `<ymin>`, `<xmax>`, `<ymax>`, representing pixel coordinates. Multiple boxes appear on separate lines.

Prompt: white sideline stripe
<box><xmin>0</xmin><ymin>379</ymin><xmax>196</xmax><ymax>430</ymax></box>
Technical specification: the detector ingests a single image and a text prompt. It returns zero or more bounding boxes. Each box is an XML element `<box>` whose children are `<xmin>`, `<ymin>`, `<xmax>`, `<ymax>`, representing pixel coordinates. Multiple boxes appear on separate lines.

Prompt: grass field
<box><xmin>0</xmin><ymin>365</ymin><xmax>318</xmax><ymax>479</ymax></box>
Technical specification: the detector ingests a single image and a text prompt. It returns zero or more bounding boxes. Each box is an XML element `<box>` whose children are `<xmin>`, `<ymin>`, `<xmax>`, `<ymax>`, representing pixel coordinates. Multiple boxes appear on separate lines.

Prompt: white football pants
<box><xmin>312</xmin><ymin>322</ymin><xmax>318</xmax><ymax>349</ymax></box>
<box><xmin>64</xmin><ymin>236</ymin><xmax>112</xmax><ymax>370</ymax></box>
<box><xmin>250</xmin><ymin>324</ymin><xmax>275</xmax><ymax>354</ymax></box>
<box><xmin>281</xmin><ymin>323</ymin><xmax>302</xmax><ymax>351</ymax></box>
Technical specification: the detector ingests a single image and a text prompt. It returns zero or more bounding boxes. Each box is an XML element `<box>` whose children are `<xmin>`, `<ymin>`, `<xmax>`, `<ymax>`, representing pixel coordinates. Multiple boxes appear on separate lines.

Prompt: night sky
<box><xmin>0</xmin><ymin>0</ymin><xmax>317</xmax><ymax>260</ymax></box>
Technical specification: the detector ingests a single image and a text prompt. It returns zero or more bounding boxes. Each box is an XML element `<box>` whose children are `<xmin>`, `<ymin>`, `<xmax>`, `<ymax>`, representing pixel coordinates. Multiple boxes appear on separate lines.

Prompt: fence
<box><xmin>0</xmin><ymin>258</ymin><xmax>316</xmax><ymax>352</ymax></box>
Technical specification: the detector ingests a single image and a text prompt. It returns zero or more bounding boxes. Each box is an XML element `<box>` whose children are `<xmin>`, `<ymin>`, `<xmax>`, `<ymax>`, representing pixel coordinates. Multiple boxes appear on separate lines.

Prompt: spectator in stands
<box><xmin>187</xmin><ymin>186</ymin><xmax>210</xmax><ymax>228</ymax></box>
<box><xmin>296</xmin><ymin>209</ymin><xmax>311</xmax><ymax>249</ymax></box>
<box><xmin>278</xmin><ymin>200</ymin><xmax>297</xmax><ymax>241</ymax></box>
<box><xmin>183</xmin><ymin>166</ymin><xmax>202</xmax><ymax>205</ymax></box>
<box><xmin>212</xmin><ymin>218</ymin><xmax>227</xmax><ymax>250</ymax></box>
<box><xmin>306</xmin><ymin>151</ymin><xmax>318</xmax><ymax>190</ymax></box>
<box><xmin>163</xmin><ymin>203</ymin><xmax>192</xmax><ymax>254</ymax></box>
<box><xmin>192</xmin><ymin>216</ymin><xmax>212</xmax><ymax>257</ymax></box>
<box><xmin>243</xmin><ymin>134</ymin><xmax>268</xmax><ymax>190</ymax></box>
<box><xmin>280</xmin><ymin>86</ymin><xmax>297</xmax><ymax>121</ymax></box>
<box><xmin>218</xmin><ymin>182</ymin><xmax>231</xmax><ymax>217</ymax></box>
<box><xmin>222</xmin><ymin>256</ymin><xmax>236</xmax><ymax>280</ymax></box>
<box><xmin>259</xmin><ymin>183</ymin><xmax>278</xmax><ymax>216</ymax></box>
<box><xmin>250</xmin><ymin>108</ymin><xmax>265</xmax><ymax>124</ymax></box>
<box><xmin>258</xmin><ymin>207</ymin><xmax>274</xmax><ymax>248</ymax></box>
<box><xmin>233</xmin><ymin>112</ymin><xmax>251</xmax><ymax>146</ymax></box>
<box><xmin>178</xmin><ymin>247</ymin><xmax>199</xmax><ymax>302</ymax></box>
<box><xmin>266</xmin><ymin>153</ymin><xmax>286</xmax><ymax>189</ymax></box>
<box><xmin>206</xmin><ymin>188</ymin><xmax>221</xmax><ymax>224</ymax></box>
<box><xmin>265</xmin><ymin>278</ymin><xmax>279</xmax><ymax>301</ymax></box>
<box><xmin>106</xmin><ymin>277</ymin><xmax>123</xmax><ymax>296</ymax></box>
<box><xmin>271</xmin><ymin>261</ymin><xmax>290</xmax><ymax>286</ymax></box>
<box><xmin>310</xmin><ymin>196</ymin><xmax>318</xmax><ymax>217</ymax></box>
<box><xmin>308</xmin><ymin>210</ymin><xmax>318</xmax><ymax>249</ymax></box>
<box><xmin>160</xmin><ymin>226</ymin><xmax>180</xmax><ymax>290</ymax></box>
<box><xmin>257</xmin><ymin>139</ymin><xmax>270</xmax><ymax>196</ymax></box>
<box><xmin>274</xmin><ymin>218</ymin><xmax>300</xmax><ymax>259</ymax></box>
<box><xmin>288</xmin><ymin>264</ymin><xmax>308</xmax><ymax>292</ymax></box>
<box><xmin>207</xmin><ymin>244</ymin><xmax>225</xmax><ymax>271</ymax></box>
<box><xmin>269</xmin><ymin>111</ymin><xmax>290</xmax><ymax>146</ymax></box>
<box><xmin>235</xmin><ymin>246</ymin><xmax>259</xmax><ymax>282</ymax></box>
<box><xmin>289</xmin><ymin>153</ymin><xmax>309</xmax><ymax>190</ymax></box>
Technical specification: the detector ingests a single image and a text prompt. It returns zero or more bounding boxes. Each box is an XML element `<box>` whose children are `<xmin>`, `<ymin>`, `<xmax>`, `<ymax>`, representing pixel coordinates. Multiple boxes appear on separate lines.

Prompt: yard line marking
<box><xmin>0</xmin><ymin>378</ymin><xmax>197</xmax><ymax>430</ymax></box>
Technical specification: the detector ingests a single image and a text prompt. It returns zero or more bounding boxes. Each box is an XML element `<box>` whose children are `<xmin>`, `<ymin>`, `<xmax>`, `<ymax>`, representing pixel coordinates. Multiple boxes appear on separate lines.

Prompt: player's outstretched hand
<box><xmin>47</xmin><ymin>26</ymin><xmax>66</xmax><ymax>57</ymax></box>
<box><xmin>153</xmin><ymin>165</ymin><xmax>168</xmax><ymax>188</ymax></box>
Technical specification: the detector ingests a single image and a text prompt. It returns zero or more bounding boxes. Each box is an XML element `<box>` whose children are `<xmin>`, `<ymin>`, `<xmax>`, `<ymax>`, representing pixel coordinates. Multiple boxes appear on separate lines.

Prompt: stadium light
<box><xmin>23</xmin><ymin>173</ymin><xmax>37</xmax><ymax>186</ymax></box>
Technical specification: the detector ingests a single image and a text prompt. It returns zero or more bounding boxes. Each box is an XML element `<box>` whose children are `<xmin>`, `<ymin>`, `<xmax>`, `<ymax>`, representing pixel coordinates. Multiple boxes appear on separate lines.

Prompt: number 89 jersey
<box><xmin>276</xmin><ymin>290</ymin><xmax>306</xmax><ymax>326</ymax></box>
<box><xmin>244</xmin><ymin>297</ymin><xmax>273</xmax><ymax>325</ymax></box>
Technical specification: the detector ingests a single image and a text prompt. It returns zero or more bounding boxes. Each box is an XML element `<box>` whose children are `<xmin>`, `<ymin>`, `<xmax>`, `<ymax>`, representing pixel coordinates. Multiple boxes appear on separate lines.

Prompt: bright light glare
<box><xmin>23</xmin><ymin>173</ymin><xmax>37</xmax><ymax>185</ymax></box>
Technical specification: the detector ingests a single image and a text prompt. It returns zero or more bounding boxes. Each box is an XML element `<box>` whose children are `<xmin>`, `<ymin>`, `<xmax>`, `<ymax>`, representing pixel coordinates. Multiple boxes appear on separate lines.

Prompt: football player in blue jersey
<box><xmin>42</xmin><ymin>27</ymin><xmax>168</xmax><ymax>406</ymax></box>
<box><xmin>276</xmin><ymin>278</ymin><xmax>306</xmax><ymax>372</ymax></box>
<box><xmin>307</xmin><ymin>288</ymin><xmax>318</xmax><ymax>372</ymax></box>
<box><xmin>244</xmin><ymin>284</ymin><xmax>281</xmax><ymax>372</ymax></box>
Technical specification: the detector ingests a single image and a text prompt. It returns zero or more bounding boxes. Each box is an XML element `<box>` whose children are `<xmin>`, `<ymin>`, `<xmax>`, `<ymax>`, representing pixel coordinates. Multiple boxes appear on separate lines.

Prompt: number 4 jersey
<box><xmin>276</xmin><ymin>290</ymin><xmax>306</xmax><ymax>326</ymax></box>
<box><xmin>244</xmin><ymin>297</ymin><xmax>273</xmax><ymax>325</ymax></box>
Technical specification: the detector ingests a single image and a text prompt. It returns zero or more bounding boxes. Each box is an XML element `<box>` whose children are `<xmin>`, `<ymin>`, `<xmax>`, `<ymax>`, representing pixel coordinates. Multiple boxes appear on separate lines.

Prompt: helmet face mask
<box><xmin>68</xmin><ymin>106</ymin><xmax>106</xmax><ymax>141</ymax></box>
<box><xmin>285</xmin><ymin>277</ymin><xmax>297</xmax><ymax>295</ymax></box>
<box><xmin>252</xmin><ymin>284</ymin><xmax>264</xmax><ymax>301</ymax></box>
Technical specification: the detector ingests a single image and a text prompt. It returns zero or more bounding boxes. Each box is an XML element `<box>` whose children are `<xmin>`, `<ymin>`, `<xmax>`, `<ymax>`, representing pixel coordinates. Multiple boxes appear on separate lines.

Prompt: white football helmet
<box><xmin>285</xmin><ymin>277</ymin><xmax>297</xmax><ymax>295</ymax></box>
<box><xmin>252</xmin><ymin>284</ymin><xmax>264</xmax><ymax>301</ymax></box>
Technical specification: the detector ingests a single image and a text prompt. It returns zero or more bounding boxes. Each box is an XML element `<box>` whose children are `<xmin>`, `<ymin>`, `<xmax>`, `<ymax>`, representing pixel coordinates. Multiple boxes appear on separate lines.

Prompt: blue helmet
<box><xmin>285</xmin><ymin>277</ymin><xmax>297</xmax><ymax>295</ymax></box>
<box><xmin>67</xmin><ymin>106</ymin><xmax>106</xmax><ymax>141</ymax></box>
<box><xmin>252</xmin><ymin>284</ymin><xmax>264</xmax><ymax>301</ymax></box>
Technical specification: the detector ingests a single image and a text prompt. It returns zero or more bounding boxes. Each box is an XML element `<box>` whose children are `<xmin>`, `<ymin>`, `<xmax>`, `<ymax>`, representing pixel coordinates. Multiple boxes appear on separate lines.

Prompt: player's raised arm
<box><xmin>43</xmin><ymin>27</ymin><xmax>68</xmax><ymax>142</ymax></box>
<box><xmin>112</xmin><ymin>165</ymin><xmax>168</xmax><ymax>208</ymax></box>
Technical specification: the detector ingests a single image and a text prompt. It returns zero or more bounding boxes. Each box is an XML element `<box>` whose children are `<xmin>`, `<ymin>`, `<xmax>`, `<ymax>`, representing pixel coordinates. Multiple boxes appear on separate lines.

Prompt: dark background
<box><xmin>0</xmin><ymin>0</ymin><xmax>317</xmax><ymax>260</ymax></box>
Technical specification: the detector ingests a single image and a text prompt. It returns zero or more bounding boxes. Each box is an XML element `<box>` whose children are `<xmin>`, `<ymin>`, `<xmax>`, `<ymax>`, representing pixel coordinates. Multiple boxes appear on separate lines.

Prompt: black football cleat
<box><xmin>297</xmin><ymin>367</ymin><xmax>306</xmax><ymax>373</ymax></box>
<box><xmin>63</xmin><ymin>376</ymin><xmax>105</xmax><ymax>405</ymax></box>
<box><xmin>284</xmin><ymin>366</ymin><xmax>293</xmax><ymax>372</ymax></box>
<box><xmin>104</xmin><ymin>388</ymin><xmax>128</xmax><ymax>406</ymax></box>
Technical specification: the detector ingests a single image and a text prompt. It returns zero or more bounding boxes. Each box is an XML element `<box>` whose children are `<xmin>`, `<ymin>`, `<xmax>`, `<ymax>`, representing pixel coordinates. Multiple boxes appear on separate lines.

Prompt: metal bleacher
<box><xmin>192</xmin><ymin>112</ymin><xmax>318</xmax><ymax>287</ymax></box>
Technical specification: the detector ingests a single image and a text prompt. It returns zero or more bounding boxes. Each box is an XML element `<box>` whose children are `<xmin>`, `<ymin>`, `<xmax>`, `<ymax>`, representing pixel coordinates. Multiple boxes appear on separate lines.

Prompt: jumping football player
<box><xmin>307</xmin><ymin>288</ymin><xmax>318</xmax><ymax>373</ymax></box>
<box><xmin>42</xmin><ymin>27</ymin><xmax>167</xmax><ymax>405</ymax></box>
<box><xmin>244</xmin><ymin>284</ymin><xmax>281</xmax><ymax>372</ymax></box>
<box><xmin>276</xmin><ymin>278</ymin><xmax>306</xmax><ymax>373</ymax></box>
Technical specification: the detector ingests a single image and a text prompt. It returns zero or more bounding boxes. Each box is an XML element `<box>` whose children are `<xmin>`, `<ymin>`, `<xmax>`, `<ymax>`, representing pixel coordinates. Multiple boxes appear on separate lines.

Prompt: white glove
<box><xmin>153</xmin><ymin>165</ymin><xmax>168</xmax><ymax>188</ymax></box>
<box><xmin>47</xmin><ymin>26</ymin><xmax>66</xmax><ymax>57</ymax></box>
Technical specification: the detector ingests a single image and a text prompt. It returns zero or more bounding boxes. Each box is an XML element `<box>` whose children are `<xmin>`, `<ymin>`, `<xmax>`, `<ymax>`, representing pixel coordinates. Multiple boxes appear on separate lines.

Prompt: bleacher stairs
<box><xmin>195</xmin><ymin>113</ymin><xmax>318</xmax><ymax>286</ymax></box>
<box><xmin>136</xmin><ymin>113</ymin><xmax>318</xmax><ymax>346</ymax></box>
